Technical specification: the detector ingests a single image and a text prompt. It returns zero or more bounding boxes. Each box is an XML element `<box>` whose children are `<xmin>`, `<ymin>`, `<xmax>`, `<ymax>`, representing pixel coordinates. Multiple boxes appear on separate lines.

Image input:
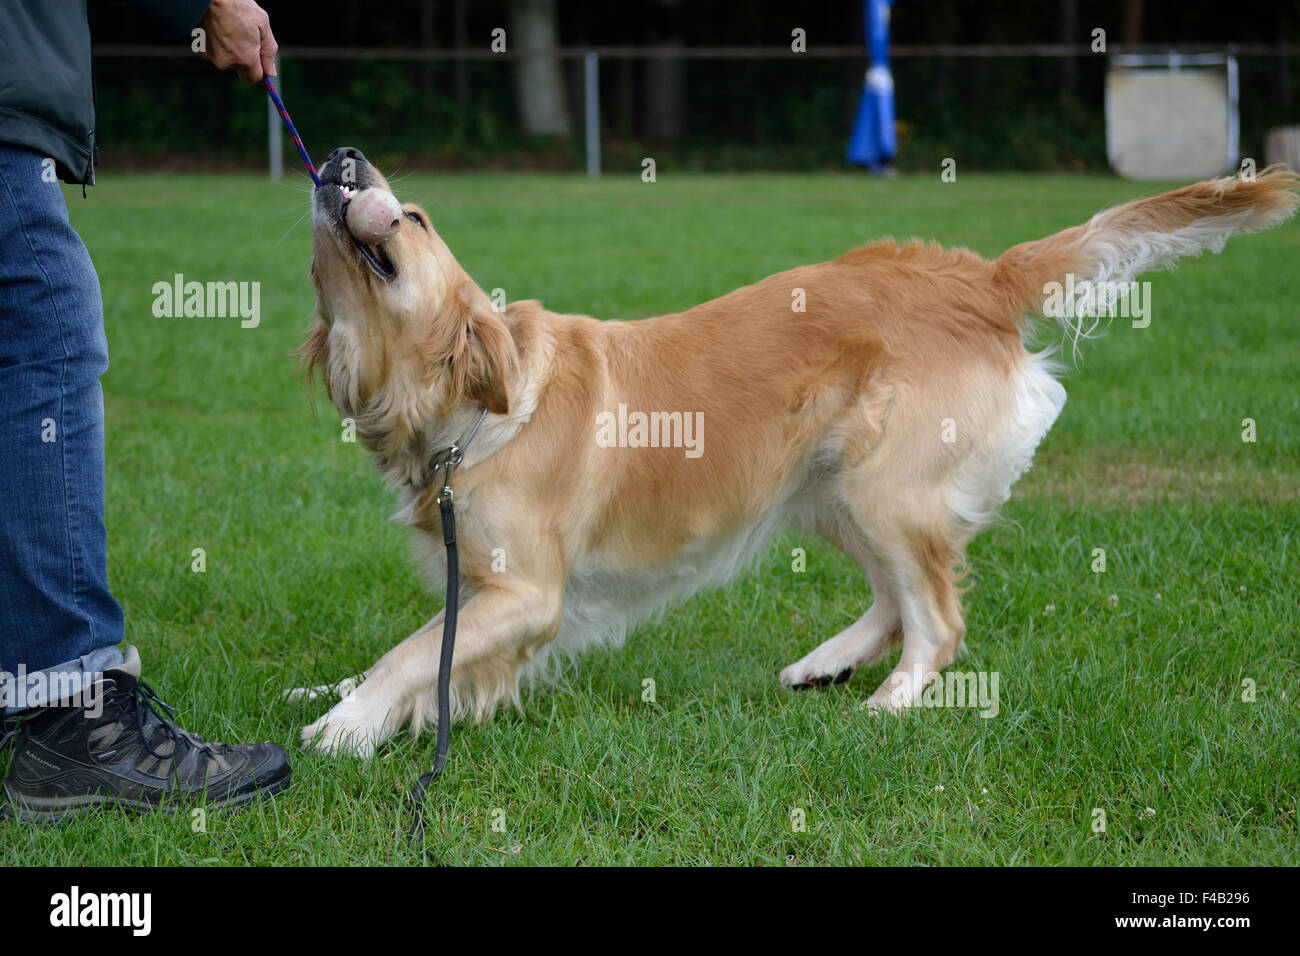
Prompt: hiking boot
<box><xmin>0</xmin><ymin>646</ymin><xmax>290</xmax><ymax>823</ymax></box>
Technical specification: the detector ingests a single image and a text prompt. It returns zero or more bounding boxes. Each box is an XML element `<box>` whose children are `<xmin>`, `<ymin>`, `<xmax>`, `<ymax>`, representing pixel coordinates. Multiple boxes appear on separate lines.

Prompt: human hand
<box><xmin>196</xmin><ymin>0</ymin><xmax>279</xmax><ymax>84</ymax></box>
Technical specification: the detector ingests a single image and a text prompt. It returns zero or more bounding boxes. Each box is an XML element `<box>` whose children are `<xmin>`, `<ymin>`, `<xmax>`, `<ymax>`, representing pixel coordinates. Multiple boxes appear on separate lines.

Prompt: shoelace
<box><xmin>125</xmin><ymin>680</ymin><xmax>222</xmax><ymax>763</ymax></box>
<box><xmin>131</xmin><ymin>680</ymin><xmax>178</xmax><ymax>760</ymax></box>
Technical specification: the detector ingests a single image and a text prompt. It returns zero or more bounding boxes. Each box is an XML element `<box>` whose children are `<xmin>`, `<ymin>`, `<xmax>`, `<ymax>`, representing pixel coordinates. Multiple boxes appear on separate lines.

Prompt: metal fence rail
<box><xmin>94</xmin><ymin>43</ymin><xmax>1300</xmax><ymax>60</ymax></box>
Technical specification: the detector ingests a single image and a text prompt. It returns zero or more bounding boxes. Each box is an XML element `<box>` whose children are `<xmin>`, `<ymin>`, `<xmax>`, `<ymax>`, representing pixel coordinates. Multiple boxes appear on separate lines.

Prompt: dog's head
<box><xmin>302</xmin><ymin>147</ymin><xmax>514</xmax><ymax>424</ymax></box>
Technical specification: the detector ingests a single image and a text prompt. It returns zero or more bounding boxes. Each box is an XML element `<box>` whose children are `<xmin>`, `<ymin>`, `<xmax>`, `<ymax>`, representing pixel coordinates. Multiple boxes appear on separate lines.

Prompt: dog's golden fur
<box><xmin>295</xmin><ymin>161</ymin><xmax>1298</xmax><ymax>756</ymax></box>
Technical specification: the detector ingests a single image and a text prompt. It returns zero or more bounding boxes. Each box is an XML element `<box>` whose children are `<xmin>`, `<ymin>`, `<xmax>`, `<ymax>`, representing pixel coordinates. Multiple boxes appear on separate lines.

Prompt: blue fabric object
<box><xmin>847</xmin><ymin>0</ymin><xmax>897</xmax><ymax>170</ymax></box>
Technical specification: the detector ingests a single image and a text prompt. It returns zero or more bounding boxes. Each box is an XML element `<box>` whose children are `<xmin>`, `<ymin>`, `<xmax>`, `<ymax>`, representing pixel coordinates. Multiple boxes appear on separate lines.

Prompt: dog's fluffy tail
<box><xmin>993</xmin><ymin>166</ymin><xmax>1300</xmax><ymax>344</ymax></box>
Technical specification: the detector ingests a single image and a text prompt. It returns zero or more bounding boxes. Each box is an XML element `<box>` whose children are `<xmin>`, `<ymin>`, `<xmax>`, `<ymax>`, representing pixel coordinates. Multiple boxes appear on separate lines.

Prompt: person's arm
<box><xmin>133</xmin><ymin>0</ymin><xmax>279</xmax><ymax>85</ymax></box>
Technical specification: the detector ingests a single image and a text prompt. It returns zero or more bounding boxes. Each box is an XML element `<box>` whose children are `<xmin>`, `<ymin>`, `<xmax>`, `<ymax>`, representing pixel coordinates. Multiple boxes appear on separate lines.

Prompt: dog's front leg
<box><xmin>300</xmin><ymin>581</ymin><xmax>559</xmax><ymax>757</ymax></box>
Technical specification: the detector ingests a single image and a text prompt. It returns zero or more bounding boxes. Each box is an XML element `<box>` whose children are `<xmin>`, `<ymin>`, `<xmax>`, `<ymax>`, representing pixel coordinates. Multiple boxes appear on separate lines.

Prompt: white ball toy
<box><xmin>345</xmin><ymin>187</ymin><xmax>402</xmax><ymax>245</ymax></box>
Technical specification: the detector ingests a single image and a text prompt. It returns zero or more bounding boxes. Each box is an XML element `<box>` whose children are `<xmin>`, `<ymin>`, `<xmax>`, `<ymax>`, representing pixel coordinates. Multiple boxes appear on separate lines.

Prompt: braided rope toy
<box><xmin>263</xmin><ymin>76</ymin><xmax>322</xmax><ymax>188</ymax></box>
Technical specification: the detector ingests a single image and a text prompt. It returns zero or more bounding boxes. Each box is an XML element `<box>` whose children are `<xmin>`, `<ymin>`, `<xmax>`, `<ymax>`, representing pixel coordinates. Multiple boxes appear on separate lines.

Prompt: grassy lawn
<box><xmin>2</xmin><ymin>171</ymin><xmax>1296</xmax><ymax>865</ymax></box>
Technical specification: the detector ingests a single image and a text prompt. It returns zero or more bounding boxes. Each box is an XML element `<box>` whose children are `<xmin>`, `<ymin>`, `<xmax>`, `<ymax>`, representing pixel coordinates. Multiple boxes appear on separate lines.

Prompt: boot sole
<box><xmin>0</xmin><ymin>770</ymin><xmax>290</xmax><ymax>825</ymax></box>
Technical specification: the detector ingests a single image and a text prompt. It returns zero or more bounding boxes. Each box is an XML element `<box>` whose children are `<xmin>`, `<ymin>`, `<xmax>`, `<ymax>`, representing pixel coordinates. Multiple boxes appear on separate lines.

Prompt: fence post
<box><xmin>584</xmin><ymin>50</ymin><xmax>600</xmax><ymax>178</ymax></box>
<box><xmin>268</xmin><ymin>56</ymin><xmax>283</xmax><ymax>181</ymax></box>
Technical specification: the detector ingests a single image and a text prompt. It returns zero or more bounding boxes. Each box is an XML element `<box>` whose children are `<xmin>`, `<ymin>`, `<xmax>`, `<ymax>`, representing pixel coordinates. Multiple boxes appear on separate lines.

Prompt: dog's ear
<box><xmin>426</xmin><ymin>285</ymin><xmax>516</xmax><ymax>415</ymax></box>
<box><xmin>461</xmin><ymin>316</ymin><xmax>513</xmax><ymax>415</ymax></box>
<box><xmin>294</xmin><ymin>317</ymin><xmax>332</xmax><ymax>405</ymax></box>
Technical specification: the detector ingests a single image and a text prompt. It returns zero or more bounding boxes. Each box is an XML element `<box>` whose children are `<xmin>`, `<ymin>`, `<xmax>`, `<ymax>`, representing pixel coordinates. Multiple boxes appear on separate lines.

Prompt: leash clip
<box><xmin>426</xmin><ymin>407</ymin><xmax>489</xmax><ymax>503</ymax></box>
<box><xmin>435</xmin><ymin>447</ymin><xmax>461</xmax><ymax>504</ymax></box>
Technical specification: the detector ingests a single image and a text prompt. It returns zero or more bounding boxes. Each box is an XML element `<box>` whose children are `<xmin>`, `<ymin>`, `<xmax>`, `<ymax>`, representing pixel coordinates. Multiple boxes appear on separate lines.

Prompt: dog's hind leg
<box><xmin>779</xmin><ymin>522</ymin><xmax>902</xmax><ymax>689</ymax></box>
<box><xmin>862</xmin><ymin>527</ymin><xmax>966</xmax><ymax>713</ymax></box>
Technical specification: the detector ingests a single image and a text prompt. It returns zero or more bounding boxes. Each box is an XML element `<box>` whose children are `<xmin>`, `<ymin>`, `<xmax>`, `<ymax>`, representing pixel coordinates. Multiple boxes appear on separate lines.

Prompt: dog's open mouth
<box><xmin>336</xmin><ymin>185</ymin><xmax>397</xmax><ymax>280</ymax></box>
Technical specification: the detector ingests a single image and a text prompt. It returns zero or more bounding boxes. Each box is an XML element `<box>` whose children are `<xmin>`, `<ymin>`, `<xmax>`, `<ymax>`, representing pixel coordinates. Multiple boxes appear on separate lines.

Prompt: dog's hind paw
<box><xmin>780</xmin><ymin>649</ymin><xmax>856</xmax><ymax>690</ymax></box>
<box><xmin>783</xmin><ymin>667</ymin><xmax>853</xmax><ymax>691</ymax></box>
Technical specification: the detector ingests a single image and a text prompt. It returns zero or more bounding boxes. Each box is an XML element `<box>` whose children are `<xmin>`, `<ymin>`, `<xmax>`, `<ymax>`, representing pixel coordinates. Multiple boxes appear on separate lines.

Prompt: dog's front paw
<box><xmin>300</xmin><ymin>694</ymin><xmax>391</xmax><ymax>758</ymax></box>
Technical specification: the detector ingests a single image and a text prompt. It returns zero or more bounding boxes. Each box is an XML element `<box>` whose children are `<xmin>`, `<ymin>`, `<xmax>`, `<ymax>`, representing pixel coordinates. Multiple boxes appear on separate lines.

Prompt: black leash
<box><xmin>406</xmin><ymin>407</ymin><xmax>488</xmax><ymax>863</ymax></box>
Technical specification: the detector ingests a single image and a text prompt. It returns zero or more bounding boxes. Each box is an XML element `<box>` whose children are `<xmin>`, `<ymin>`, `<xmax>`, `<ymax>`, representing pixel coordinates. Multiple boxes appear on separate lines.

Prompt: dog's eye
<box><xmin>405</xmin><ymin>211</ymin><xmax>426</xmax><ymax>230</ymax></box>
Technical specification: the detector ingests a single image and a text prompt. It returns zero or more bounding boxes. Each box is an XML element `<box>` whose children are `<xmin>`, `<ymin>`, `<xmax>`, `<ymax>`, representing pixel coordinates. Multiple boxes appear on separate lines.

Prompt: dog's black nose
<box><xmin>327</xmin><ymin>146</ymin><xmax>367</xmax><ymax>165</ymax></box>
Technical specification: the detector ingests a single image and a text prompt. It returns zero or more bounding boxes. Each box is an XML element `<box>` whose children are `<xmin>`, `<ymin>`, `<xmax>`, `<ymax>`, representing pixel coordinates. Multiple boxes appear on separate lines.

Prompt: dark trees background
<box><xmin>88</xmin><ymin>1</ymin><xmax>1300</xmax><ymax>171</ymax></box>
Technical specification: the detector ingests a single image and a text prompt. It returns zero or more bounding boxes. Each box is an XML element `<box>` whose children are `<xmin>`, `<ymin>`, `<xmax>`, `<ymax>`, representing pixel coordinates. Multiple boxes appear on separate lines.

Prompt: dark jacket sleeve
<box><xmin>0</xmin><ymin>0</ymin><xmax>213</xmax><ymax>186</ymax></box>
<box><xmin>132</xmin><ymin>0</ymin><xmax>212</xmax><ymax>40</ymax></box>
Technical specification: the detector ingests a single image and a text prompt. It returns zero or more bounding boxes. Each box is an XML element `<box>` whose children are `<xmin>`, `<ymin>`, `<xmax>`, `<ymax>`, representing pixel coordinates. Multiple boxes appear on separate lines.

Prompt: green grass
<box><xmin>2</xmin><ymin>172</ymin><xmax>1297</xmax><ymax>865</ymax></box>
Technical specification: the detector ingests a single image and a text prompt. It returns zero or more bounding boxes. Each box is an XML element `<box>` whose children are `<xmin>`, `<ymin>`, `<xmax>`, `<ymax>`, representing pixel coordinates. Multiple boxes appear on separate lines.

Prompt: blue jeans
<box><xmin>0</xmin><ymin>144</ymin><xmax>124</xmax><ymax>713</ymax></box>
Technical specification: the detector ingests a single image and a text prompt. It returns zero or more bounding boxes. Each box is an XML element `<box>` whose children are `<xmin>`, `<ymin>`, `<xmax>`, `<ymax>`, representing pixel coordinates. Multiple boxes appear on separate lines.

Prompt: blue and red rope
<box><xmin>263</xmin><ymin>76</ymin><xmax>322</xmax><ymax>188</ymax></box>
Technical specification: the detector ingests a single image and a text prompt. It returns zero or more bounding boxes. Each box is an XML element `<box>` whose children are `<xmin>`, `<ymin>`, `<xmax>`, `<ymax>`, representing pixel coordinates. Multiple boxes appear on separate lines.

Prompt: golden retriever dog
<box><xmin>295</xmin><ymin>147</ymin><xmax>1297</xmax><ymax>757</ymax></box>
